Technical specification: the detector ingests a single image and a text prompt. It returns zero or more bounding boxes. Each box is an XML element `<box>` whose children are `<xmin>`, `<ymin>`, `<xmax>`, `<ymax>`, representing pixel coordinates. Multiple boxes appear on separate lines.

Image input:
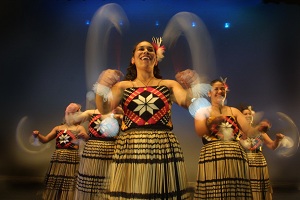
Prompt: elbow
<box><xmin>40</xmin><ymin>140</ymin><xmax>47</xmax><ymax>144</ymax></box>
<box><xmin>270</xmin><ymin>146</ymin><xmax>276</xmax><ymax>150</ymax></box>
<box><xmin>195</xmin><ymin>129</ymin><xmax>206</xmax><ymax>138</ymax></box>
<box><xmin>39</xmin><ymin>138</ymin><xmax>50</xmax><ymax>144</ymax></box>
<box><xmin>270</xmin><ymin>143</ymin><xmax>278</xmax><ymax>150</ymax></box>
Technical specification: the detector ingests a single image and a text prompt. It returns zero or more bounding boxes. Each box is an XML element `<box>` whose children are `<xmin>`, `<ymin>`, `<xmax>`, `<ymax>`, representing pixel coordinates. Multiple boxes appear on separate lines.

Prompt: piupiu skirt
<box><xmin>194</xmin><ymin>141</ymin><xmax>253</xmax><ymax>200</ymax></box>
<box><xmin>105</xmin><ymin>129</ymin><xmax>190</xmax><ymax>200</ymax></box>
<box><xmin>74</xmin><ymin>138</ymin><xmax>116</xmax><ymax>200</ymax></box>
<box><xmin>43</xmin><ymin>149</ymin><xmax>79</xmax><ymax>200</ymax></box>
<box><xmin>246</xmin><ymin>152</ymin><xmax>272</xmax><ymax>200</ymax></box>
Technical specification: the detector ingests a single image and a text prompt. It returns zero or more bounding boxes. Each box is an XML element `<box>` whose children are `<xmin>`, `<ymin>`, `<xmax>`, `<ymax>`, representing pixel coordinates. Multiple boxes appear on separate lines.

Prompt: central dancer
<box><xmin>93</xmin><ymin>38</ymin><xmax>206</xmax><ymax>199</ymax></box>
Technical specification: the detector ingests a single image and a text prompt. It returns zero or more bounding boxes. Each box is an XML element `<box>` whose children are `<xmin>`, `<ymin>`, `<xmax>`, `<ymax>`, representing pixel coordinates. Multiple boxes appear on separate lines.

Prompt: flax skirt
<box><xmin>246</xmin><ymin>152</ymin><xmax>272</xmax><ymax>200</ymax></box>
<box><xmin>194</xmin><ymin>141</ymin><xmax>253</xmax><ymax>200</ymax></box>
<box><xmin>43</xmin><ymin>149</ymin><xmax>79</xmax><ymax>200</ymax></box>
<box><xmin>74</xmin><ymin>139</ymin><xmax>116</xmax><ymax>200</ymax></box>
<box><xmin>105</xmin><ymin>129</ymin><xmax>190</xmax><ymax>200</ymax></box>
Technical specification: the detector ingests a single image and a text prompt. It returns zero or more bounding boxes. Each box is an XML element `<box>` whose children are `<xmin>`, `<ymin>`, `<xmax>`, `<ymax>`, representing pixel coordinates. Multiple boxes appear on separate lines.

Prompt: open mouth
<box><xmin>141</xmin><ymin>56</ymin><xmax>150</xmax><ymax>60</ymax></box>
<box><xmin>216</xmin><ymin>95</ymin><xmax>225</xmax><ymax>100</ymax></box>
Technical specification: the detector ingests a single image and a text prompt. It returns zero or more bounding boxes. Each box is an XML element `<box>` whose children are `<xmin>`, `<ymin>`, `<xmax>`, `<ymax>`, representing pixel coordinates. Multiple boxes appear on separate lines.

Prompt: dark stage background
<box><xmin>1</xmin><ymin>0</ymin><xmax>300</xmax><ymax>199</ymax></box>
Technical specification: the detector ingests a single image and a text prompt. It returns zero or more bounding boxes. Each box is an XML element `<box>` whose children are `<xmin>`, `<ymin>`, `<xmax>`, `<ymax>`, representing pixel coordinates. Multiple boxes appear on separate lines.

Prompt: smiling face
<box><xmin>131</xmin><ymin>41</ymin><xmax>158</xmax><ymax>71</ymax></box>
<box><xmin>208</xmin><ymin>81</ymin><xmax>227</xmax><ymax>105</ymax></box>
<box><xmin>242</xmin><ymin>109</ymin><xmax>254</xmax><ymax>124</ymax></box>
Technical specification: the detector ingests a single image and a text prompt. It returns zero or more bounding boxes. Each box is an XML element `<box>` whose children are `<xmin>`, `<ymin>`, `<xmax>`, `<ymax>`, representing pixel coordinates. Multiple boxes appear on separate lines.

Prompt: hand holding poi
<box><xmin>98</xmin><ymin>69</ymin><xmax>124</xmax><ymax>88</ymax></box>
<box><xmin>175</xmin><ymin>69</ymin><xmax>200</xmax><ymax>89</ymax></box>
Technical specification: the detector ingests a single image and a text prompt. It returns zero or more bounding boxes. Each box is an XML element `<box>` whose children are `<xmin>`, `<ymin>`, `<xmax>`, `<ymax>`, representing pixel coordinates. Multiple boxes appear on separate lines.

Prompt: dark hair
<box><xmin>210</xmin><ymin>78</ymin><xmax>229</xmax><ymax>92</ymax></box>
<box><xmin>210</xmin><ymin>79</ymin><xmax>223</xmax><ymax>86</ymax></box>
<box><xmin>124</xmin><ymin>41</ymin><xmax>163</xmax><ymax>81</ymax></box>
<box><xmin>238</xmin><ymin>103</ymin><xmax>254</xmax><ymax>113</ymax></box>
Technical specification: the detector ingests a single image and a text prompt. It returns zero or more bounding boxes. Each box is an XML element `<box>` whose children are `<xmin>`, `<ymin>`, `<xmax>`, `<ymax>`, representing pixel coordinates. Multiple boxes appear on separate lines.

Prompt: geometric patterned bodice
<box><xmin>240</xmin><ymin>133</ymin><xmax>264</xmax><ymax>151</ymax></box>
<box><xmin>121</xmin><ymin>85</ymin><xmax>173</xmax><ymax>131</ymax></box>
<box><xmin>88</xmin><ymin>114</ymin><xmax>103</xmax><ymax>138</ymax></box>
<box><xmin>203</xmin><ymin>115</ymin><xmax>241</xmax><ymax>143</ymax></box>
<box><xmin>56</xmin><ymin>129</ymin><xmax>78</xmax><ymax>149</ymax></box>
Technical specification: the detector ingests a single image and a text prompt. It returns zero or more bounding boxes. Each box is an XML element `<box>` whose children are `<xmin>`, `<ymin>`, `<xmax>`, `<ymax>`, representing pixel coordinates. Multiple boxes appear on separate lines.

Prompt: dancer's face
<box><xmin>131</xmin><ymin>41</ymin><xmax>157</xmax><ymax>70</ymax></box>
<box><xmin>242</xmin><ymin>109</ymin><xmax>254</xmax><ymax>124</ymax></box>
<box><xmin>209</xmin><ymin>81</ymin><xmax>227</xmax><ymax>105</ymax></box>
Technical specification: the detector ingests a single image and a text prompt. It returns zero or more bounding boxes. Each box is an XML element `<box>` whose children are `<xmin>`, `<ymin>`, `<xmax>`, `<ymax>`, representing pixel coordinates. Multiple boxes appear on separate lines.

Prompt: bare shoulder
<box><xmin>230</xmin><ymin>106</ymin><xmax>240</xmax><ymax>112</ymax></box>
<box><xmin>115</xmin><ymin>80</ymin><xmax>133</xmax><ymax>89</ymax></box>
<box><xmin>54</xmin><ymin>125</ymin><xmax>61</xmax><ymax>130</ymax></box>
<box><xmin>159</xmin><ymin>79</ymin><xmax>178</xmax><ymax>87</ymax></box>
<box><xmin>230</xmin><ymin>107</ymin><xmax>244</xmax><ymax>117</ymax></box>
<box><xmin>54</xmin><ymin>125</ymin><xmax>63</xmax><ymax>131</ymax></box>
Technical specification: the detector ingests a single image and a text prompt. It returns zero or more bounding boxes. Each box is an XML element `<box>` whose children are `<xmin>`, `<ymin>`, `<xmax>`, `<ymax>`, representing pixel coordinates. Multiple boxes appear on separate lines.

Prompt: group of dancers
<box><xmin>33</xmin><ymin>38</ymin><xmax>289</xmax><ymax>200</ymax></box>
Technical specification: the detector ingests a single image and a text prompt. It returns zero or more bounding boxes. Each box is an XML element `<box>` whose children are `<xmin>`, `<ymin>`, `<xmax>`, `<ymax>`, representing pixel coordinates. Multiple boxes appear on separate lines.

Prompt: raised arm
<box><xmin>169</xmin><ymin>80</ymin><xmax>192</xmax><ymax>108</ymax></box>
<box><xmin>32</xmin><ymin>126</ymin><xmax>58</xmax><ymax>143</ymax></box>
<box><xmin>77</xmin><ymin>125</ymin><xmax>89</xmax><ymax>142</ymax></box>
<box><xmin>263</xmin><ymin>132</ymin><xmax>285</xmax><ymax>150</ymax></box>
<box><xmin>73</xmin><ymin>110</ymin><xmax>95</xmax><ymax>124</ymax></box>
<box><xmin>173</xmin><ymin>69</ymin><xmax>210</xmax><ymax>108</ymax></box>
<box><xmin>94</xmin><ymin>69</ymin><xmax>124</xmax><ymax>114</ymax></box>
<box><xmin>234</xmin><ymin>107</ymin><xmax>271</xmax><ymax>138</ymax></box>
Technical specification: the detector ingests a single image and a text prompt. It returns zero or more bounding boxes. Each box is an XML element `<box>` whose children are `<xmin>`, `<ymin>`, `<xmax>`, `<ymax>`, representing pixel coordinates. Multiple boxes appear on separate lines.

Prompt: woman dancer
<box><xmin>93</xmin><ymin>38</ymin><xmax>205</xmax><ymax>199</ymax></box>
<box><xmin>239</xmin><ymin>105</ymin><xmax>284</xmax><ymax>200</ymax></box>
<box><xmin>192</xmin><ymin>79</ymin><xmax>270</xmax><ymax>199</ymax></box>
<box><xmin>74</xmin><ymin>106</ymin><xmax>123</xmax><ymax>200</ymax></box>
<box><xmin>32</xmin><ymin>103</ymin><xmax>89</xmax><ymax>200</ymax></box>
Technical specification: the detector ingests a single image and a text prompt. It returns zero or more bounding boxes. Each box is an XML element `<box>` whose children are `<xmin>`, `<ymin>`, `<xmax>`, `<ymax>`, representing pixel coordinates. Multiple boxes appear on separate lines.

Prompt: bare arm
<box><xmin>234</xmin><ymin>107</ymin><xmax>264</xmax><ymax>138</ymax></box>
<box><xmin>95</xmin><ymin>69</ymin><xmax>124</xmax><ymax>114</ymax></box>
<box><xmin>172</xmin><ymin>69</ymin><xmax>204</xmax><ymax>108</ymax></box>
<box><xmin>73</xmin><ymin>110</ymin><xmax>95</xmax><ymax>123</ymax></box>
<box><xmin>32</xmin><ymin>126</ymin><xmax>58</xmax><ymax>143</ymax></box>
<box><xmin>234</xmin><ymin>107</ymin><xmax>253</xmax><ymax>135</ymax></box>
<box><xmin>263</xmin><ymin>133</ymin><xmax>285</xmax><ymax>150</ymax></box>
<box><xmin>194</xmin><ymin>108</ymin><xmax>211</xmax><ymax>137</ymax></box>
<box><xmin>167</xmin><ymin>80</ymin><xmax>192</xmax><ymax>108</ymax></box>
<box><xmin>76</xmin><ymin>125</ymin><xmax>89</xmax><ymax>141</ymax></box>
<box><xmin>96</xmin><ymin>81</ymin><xmax>125</xmax><ymax>114</ymax></box>
<box><xmin>234</xmin><ymin>107</ymin><xmax>271</xmax><ymax>138</ymax></box>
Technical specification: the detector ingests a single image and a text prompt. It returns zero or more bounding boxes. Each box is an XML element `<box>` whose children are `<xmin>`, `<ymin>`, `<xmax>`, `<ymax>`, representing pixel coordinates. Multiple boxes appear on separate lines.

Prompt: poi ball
<box><xmin>189</xmin><ymin>97</ymin><xmax>211</xmax><ymax>118</ymax></box>
<box><xmin>29</xmin><ymin>135</ymin><xmax>41</xmax><ymax>146</ymax></box>
<box><xmin>100</xmin><ymin>115</ymin><xmax>120</xmax><ymax>137</ymax></box>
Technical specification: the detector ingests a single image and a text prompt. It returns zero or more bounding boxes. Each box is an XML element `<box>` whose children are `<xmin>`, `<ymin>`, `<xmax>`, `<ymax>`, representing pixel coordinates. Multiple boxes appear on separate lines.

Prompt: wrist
<box><xmin>92</xmin><ymin>82</ymin><xmax>112</xmax><ymax>102</ymax></box>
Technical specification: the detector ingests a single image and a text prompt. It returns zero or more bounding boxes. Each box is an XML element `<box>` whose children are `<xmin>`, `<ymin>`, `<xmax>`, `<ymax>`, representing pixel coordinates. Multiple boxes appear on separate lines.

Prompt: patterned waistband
<box><xmin>89</xmin><ymin>137</ymin><xmax>116</xmax><ymax>141</ymax></box>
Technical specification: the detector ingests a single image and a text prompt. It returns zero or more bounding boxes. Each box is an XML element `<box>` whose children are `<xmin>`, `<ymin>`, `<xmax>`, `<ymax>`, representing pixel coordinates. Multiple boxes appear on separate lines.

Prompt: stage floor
<box><xmin>1</xmin><ymin>176</ymin><xmax>299</xmax><ymax>200</ymax></box>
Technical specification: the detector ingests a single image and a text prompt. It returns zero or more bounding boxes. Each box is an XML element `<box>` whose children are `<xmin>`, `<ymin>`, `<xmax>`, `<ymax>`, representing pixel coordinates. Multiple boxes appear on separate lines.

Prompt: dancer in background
<box><xmin>192</xmin><ymin>78</ymin><xmax>270</xmax><ymax>199</ymax></box>
<box><xmin>74</xmin><ymin>106</ymin><xmax>123</xmax><ymax>200</ymax></box>
<box><xmin>32</xmin><ymin>103</ymin><xmax>89</xmax><ymax>200</ymax></box>
<box><xmin>93</xmin><ymin>38</ymin><xmax>207</xmax><ymax>199</ymax></box>
<box><xmin>239</xmin><ymin>105</ymin><xmax>285</xmax><ymax>200</ymax></box>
